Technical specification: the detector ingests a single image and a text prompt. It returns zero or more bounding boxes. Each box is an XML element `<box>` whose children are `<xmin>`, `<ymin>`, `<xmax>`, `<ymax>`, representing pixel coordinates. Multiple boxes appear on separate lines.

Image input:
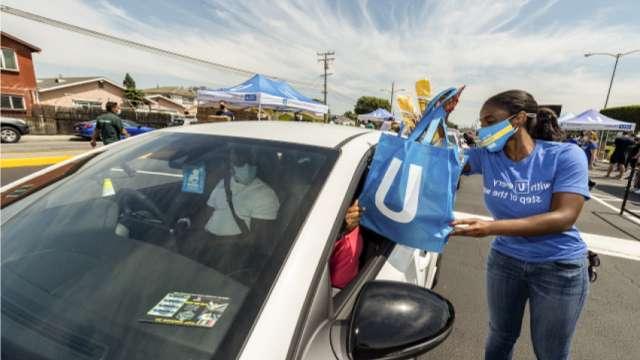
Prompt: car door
<box><xmin>297</xmin><ymin>142</ymin><xmax>440</xmax><ymax>360</ymax></box>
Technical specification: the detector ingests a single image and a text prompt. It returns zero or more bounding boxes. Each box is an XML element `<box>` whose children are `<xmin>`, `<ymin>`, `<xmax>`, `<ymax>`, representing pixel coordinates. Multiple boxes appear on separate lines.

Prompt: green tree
<box><xmin>122</xmin><ymin>73</ymin><xmax>145</xmax><ymax>106</ymax></box>
<box><xmin>354</xmin><ymin>96</ymin><xmax>391</xmax><ymax>114</ymax></box>
<box><xmin>343</xmin><ymin>110</ymin><xmax>357</xmax><ymax>120</ymax></box>
<box><xmin>446</xmin><ymin>120</ymin><xmax>459</xmax><ymax>129</ymax></box>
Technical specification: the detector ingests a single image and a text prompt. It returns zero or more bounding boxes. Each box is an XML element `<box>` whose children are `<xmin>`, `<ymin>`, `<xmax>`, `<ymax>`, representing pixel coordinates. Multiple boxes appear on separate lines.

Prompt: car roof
<box><xmin>161</xmin><ymin>121</ymin><xmax>375</xmax><ymax>148</ymax></box>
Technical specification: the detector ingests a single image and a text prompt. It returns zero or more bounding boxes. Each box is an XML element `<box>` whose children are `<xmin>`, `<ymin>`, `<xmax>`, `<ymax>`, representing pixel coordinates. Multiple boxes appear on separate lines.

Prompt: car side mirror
<box><xmin>137</xmin><ymin>125</ymin><xmax>141</xmax><ymax>129</ymax></box>
<box><xmin>348</xmin><ymin>280</ymin><xmax>454</xmax><ymax>360</ymax></box>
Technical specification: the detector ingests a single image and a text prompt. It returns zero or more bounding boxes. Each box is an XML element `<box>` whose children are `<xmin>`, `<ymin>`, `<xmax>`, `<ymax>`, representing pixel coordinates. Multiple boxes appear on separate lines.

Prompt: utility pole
<box><xmin>317</xmin><ymin>51</ymin><xmax>335</xmax><ymax>122</ymax></box>
<box><xmin>380</xmin><ymin>81</ymin><xmax>405</xmax><ymax>114</ymax></box>
<box><xmin>389</xmin><ymin>81</ymin><xmax>395</xmax><ymax>108</ymax></box>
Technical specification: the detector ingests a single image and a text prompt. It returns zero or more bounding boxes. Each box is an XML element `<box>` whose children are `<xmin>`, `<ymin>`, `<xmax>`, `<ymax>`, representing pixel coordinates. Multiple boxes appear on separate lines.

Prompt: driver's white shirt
<box><xmin>205</xmin><ymin>177</ymin><xmax>279</xmax><ymax>236</ymax></box>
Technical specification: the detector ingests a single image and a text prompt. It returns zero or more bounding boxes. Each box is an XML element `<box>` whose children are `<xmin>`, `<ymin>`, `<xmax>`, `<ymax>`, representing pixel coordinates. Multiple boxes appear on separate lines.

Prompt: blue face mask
<box><xmin>477</xmin><ymin>116</ymin><xmax>517</xmax><ymax>152</ymax></box>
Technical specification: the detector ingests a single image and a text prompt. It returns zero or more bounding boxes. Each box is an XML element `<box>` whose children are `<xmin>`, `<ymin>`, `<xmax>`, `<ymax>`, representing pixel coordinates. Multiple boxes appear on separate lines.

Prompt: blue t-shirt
<box><xmin>465</xmin><ymin>141</ymin><xmax>590</xmax><ymax>262</ymax></box>
<box><xmin>581</xmin><ymin>141</ymin><xmax>597</xmax><ymax>164</ymax></box>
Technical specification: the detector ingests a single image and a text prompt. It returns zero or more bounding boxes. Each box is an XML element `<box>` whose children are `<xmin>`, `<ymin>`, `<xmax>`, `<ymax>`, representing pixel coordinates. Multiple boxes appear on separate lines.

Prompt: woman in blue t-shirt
<box><xmin>453</xmin><ymin>90</ymin><xmax>590</xmax><ymax>360</ymax></box>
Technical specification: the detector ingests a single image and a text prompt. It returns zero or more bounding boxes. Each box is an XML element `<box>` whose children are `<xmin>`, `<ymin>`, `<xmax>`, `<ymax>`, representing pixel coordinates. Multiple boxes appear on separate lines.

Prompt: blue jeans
<box><xmin>485</xmin><ymin>248</ymin><xmax>589</xmax><ymax>360</ymax></box>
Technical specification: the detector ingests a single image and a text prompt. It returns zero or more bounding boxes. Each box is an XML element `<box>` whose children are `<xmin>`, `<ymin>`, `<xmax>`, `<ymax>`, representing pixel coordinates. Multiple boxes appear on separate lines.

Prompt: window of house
<box><xmin>1</xmin><ymin>48</ymin><xmax>19</xmax><ymax>71</ymax></box>
<box><xmin>0</xmin><ymin>95</ymin><xmax>25</xmax><ymax>110</ymax></box>
<box><xmin>73</xmin><ymin>100</ymin><xmax>102</xmax><ymax>109</ymax></box>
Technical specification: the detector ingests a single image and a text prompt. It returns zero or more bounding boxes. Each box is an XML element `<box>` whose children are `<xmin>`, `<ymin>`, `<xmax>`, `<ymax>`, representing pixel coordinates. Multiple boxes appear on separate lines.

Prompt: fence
<box><xmin>25</xmin><ymin>105</ymin><xmax>173</xmax><ymax>135</ymax></box>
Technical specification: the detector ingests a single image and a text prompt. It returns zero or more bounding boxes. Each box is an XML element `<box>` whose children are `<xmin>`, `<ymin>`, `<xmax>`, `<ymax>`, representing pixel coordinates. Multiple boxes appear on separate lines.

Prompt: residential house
<box><xmin>0</xmin><ymin>32</ymin><xmax>41</xmax><ymax>118</ymax></box>
<box><xmin>144</xmin><ymin>94</ymin><xmax>187</xmax><ymax>115</ymax></box>
<box><xmin>143</xmin><ymin>86</ymin><xmax>197</xmax><ymax>114</ymax></box>
<box><xmin>37</xmin><ymin>76</ymin><xmax>125</xmax><ymax>109</ymax></box>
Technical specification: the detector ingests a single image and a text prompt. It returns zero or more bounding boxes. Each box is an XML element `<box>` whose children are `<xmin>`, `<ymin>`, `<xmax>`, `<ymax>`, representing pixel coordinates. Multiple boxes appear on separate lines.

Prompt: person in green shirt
<box><xmin>91</xmin><ymin>101</ymin><xmax>129</xmax><ymax>148</ymax></box>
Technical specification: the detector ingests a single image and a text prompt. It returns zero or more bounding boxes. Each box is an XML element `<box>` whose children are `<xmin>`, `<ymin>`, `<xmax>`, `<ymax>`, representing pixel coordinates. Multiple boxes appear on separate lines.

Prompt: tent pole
<box><xmin>603</xmin><ymin>131</ymin><xmax>610</xmax><ymax>160</ymax></box>
<box><xmin>598</xmin><ymin>130</ymin><xmax>606</xmax><ymax>160</ymax></box>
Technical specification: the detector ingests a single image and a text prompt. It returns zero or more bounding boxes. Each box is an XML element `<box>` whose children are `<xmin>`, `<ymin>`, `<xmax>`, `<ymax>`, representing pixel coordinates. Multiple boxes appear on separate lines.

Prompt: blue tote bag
<box><xmin>358</xmin><ymin>88</ymin><xmax>463</xmax><ymax>252</ymax></box>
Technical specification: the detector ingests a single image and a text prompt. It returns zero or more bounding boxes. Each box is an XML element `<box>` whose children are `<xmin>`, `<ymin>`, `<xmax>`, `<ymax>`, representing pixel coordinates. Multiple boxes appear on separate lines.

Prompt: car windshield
<box><xmin>1</xmin><ymin>132</ymin><xmax>337</xmax><ymax>360</ymax></box>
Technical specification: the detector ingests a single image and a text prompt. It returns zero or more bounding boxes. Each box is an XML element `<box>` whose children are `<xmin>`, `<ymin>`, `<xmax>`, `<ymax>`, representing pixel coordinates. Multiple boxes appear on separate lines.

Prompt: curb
<box><xmin>0</xmin><ymin>156</ymin><xmax>72</xmax><ymax>169</ymax></box>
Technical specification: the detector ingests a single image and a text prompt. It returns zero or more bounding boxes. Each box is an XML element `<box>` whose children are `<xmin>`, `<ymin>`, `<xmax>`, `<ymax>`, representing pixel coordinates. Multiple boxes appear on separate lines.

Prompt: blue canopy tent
<box><xmin>559</xmin><ymin>109</ymin><xmax>636</xmax><ymax>131</ymax></box>
<box><xmin>197</xmin><ymin>74</ymin><xmax>328</xmax><ymax>116</ymax></box>
<box><xmin>357</xmin><ymin>108</ymin><xmax>395</xmax><ymax>123</ymax></box>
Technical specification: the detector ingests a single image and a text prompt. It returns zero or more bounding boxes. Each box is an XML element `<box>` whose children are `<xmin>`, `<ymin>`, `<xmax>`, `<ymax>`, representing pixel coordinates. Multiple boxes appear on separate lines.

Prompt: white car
<box><xmin>0</xmin><ymin>122</ymin><xmax>453</xmax><ymax>360</ymax></box>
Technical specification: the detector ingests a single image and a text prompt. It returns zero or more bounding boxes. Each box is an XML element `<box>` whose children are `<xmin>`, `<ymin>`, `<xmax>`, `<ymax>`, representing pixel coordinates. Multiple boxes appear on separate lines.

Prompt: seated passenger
<box><xmin>205</xmin><ymin>145</ymin><xmax>280</xmax><ymax>237</ymax></box>
<box><xmin>330</xmin><ymin>200</ymin><xmax>364</xmax><ymax>289</ymax></box>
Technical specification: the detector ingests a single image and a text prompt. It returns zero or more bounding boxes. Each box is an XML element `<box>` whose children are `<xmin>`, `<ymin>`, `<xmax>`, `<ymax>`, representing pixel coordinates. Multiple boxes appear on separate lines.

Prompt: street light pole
<box><xmin>584</xmin><ymin>49</ymin><xmax>640</xmax><ymax>109</ymax></box>
<box><xmin>603</xmin><ymin>54</ymin><xmax>620</xmax><ymax>109</ymax></box>
<box><xmin>584</xmin><ymin>49</ymin><xmax>640</xmax><ymax>160</ymax></box>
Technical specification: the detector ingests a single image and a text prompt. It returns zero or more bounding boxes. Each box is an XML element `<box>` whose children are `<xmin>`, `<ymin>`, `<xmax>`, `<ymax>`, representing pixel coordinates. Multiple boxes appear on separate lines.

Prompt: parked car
<box><xmin>73</xmin><ymin>119</ymin><xmax>154</xmax><ymax>139</ymax></box>
<box><xmin>0</xmin><ymin>122</ymin><xmax>453</xmax><ymax>360</ymax></box>
<box><xmin>1</xmin><ymin>116</ymin><xmax>30</xmax><ymax>143</ymax></box>
<box><xmin>167</xmin><ymin>115</ymin><xmax>198</xmax><ymax>127</ymax></box>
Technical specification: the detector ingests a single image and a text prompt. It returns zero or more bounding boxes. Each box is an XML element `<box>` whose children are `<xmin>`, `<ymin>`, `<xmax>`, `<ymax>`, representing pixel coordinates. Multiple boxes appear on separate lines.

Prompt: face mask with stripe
<box><xmin>477</xmin><ymin>115</ymin><xmax>517</xmax><ymax>153</ymax></box>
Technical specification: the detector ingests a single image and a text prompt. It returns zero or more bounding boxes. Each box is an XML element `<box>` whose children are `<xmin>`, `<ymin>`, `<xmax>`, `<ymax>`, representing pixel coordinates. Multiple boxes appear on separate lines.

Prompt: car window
<box><xmin>327</xmin><ymin>151</ymin><xmax>394</xmax><ymax>311</ymax></box>
<box><xmin>1</xmin><ymin>132</ymin><xmax>338</xmax><ymax>360</ymax></box>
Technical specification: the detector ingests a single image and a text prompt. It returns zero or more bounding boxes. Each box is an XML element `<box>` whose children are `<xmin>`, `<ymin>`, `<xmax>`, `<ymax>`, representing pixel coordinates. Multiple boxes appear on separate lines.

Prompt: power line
<box><xmin>0</xmin><ymin>5</ymin><xmax>318</xmax><ymax>89</ymax></box>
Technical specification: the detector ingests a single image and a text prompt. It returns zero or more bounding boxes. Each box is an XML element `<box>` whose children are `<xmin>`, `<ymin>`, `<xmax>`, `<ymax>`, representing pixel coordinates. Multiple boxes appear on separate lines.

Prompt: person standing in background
<box><xmin>606</xmin><ymin>132</ymin><xmax>634</xmax><ymax>179</ymax></box>
<box><xmin>582</xmin><ymin>131</ymin><xmax>599</xmax><ymax>170</ymax></box>
<box><xmin>216</xmin><ymin>101</ymin><xmax>235</xmax><ymax>121</ymax></box>
<box><xmin>581</xmin><ymin>131</ymin><xmax>599</xmax><ymax>190</ymax></box>
<box><xmin>91</xmin><ymin>101</ymin><xmax>128</xmax><ymax>148</ymax></box>
<box><xmin>625</xmin><ymin>136</ymin><xmax>640</xmax><ymax>177</ymax></box>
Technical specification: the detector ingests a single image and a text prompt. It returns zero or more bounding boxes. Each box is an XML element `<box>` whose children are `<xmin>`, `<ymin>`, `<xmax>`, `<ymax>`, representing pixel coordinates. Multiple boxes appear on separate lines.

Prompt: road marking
<box><xmin>590</xmin><ymin>193</ymin><xmax>640</xmax><ymax>225</ymax></box>
<box><xmin>0</xmin><ymin>156</ymin><xmax>73</xmax><ymax>168</ymax></box>
<box><xmin>454</xmin><ymin>211</ymin><xmax>640</xmax><ymax>261</ymax></box>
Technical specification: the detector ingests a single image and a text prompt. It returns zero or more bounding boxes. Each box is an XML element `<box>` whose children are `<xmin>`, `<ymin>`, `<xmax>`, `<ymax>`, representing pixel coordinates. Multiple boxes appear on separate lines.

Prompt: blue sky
<box><xmin>3</xmin><ymin>0</ymin><xmax>639</xmax><ymax>126</ymax></box>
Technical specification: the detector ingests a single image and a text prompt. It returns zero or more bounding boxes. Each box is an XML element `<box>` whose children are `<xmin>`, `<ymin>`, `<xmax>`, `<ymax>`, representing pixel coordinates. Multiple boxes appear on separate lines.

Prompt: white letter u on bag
<box><xmin>374</xmin><ymin>157</ymin><xmax>422</xmax><ymax>223</ymax></box>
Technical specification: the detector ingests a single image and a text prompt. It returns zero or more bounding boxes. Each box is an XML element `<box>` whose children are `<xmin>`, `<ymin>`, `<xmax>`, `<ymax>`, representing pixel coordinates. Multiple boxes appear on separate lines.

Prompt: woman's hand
<box><xmin>345</xmin><ymin>200</ymin><xmax>364</xmax><ymax>232</ymax></box>
<box><xmin>451</xmin><ymin>218</ymin><xmax>495</xmax><ymax>237</ymax></box>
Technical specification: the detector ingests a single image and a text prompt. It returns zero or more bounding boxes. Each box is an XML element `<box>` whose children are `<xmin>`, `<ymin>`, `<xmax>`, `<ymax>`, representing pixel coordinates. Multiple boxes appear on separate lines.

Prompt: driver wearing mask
<box><xmin>204</xmin><ymin>145</ymin><xmax>280</xmax><ymax>237</ymax></box>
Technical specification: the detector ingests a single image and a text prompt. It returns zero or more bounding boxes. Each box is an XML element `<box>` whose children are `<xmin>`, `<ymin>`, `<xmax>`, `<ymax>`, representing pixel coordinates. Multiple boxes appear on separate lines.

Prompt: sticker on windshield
<box><xmin>182</xmin><ymin>165</ymin><xmax>206</xmax><ymax>194</ymax></box>
<box><xmin>141</xmin><ymin>292</ymin><xmax>229</xmax><ymax>328</ymax></box>
<box><xmin>102</xmin><ymin>178</ymin><xmax>116</xmax><ymax>197</ymax></box>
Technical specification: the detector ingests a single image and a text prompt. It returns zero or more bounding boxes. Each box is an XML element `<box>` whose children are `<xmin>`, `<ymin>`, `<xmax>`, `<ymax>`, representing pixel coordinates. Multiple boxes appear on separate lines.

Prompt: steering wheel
<box><xmin>117</xmin><ymin>188</ymin><xmax>168</xmax><ymax>227</ymax></box>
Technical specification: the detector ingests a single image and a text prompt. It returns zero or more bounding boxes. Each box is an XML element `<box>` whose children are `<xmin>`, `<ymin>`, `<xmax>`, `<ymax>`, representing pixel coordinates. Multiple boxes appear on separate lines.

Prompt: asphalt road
<box><xmin>423</xmin><ymin>176</ymin><xmax>640</xmax><ymax>360</ymax></box>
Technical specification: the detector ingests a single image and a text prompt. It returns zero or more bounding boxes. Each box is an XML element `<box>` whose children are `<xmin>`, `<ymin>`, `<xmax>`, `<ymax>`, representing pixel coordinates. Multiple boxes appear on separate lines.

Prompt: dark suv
<box><xmin>1</xmin><ymin>116</ymin><xmax>30</xmax><ymax>143</ymax></box>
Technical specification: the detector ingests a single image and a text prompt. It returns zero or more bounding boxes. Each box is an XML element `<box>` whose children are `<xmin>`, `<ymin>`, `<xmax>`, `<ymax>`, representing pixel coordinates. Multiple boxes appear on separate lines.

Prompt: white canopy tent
<box><xmin>357</xmin><ymin>108</ymin><xmax>395</xmax><ymax>123</ymax></box>
<box><xmin>560</xmin><ymin>109</ymin><xmax>636</xmax><ymax>159</ymax></box>
<box><xmin>559</xmin><ymin>109</ymin><xmax>636</xmax><ymax>131</ymax></box>
<box><xmin>557</xmin><ymin>112</ymin><xmax>576</xmax><ymax>123</ymax></box>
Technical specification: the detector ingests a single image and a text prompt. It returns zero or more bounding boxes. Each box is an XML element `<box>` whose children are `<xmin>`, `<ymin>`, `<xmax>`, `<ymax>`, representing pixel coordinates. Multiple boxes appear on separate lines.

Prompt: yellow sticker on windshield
<box><xmin>102</xmin><ymin>178</ymin><xmax>116</xmax><ymax>197</ymax></box>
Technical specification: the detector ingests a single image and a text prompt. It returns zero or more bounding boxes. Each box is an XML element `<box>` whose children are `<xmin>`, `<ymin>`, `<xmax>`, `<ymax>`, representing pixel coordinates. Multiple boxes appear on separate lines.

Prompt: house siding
<box><xmin>0</xmin><ymin>34</ymin><xmax>39</xmax><ymax>117</ymax></box>
<box><xmin>39</xmin><ymin>81</ymin><xmax>125</xmax><ymax>108</ymax></box>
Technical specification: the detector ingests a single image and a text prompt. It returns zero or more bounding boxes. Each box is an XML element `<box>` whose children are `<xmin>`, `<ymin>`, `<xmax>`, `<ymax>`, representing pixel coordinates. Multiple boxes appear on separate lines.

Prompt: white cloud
<box><xmin>1</xmin><ymin>0</ymin><xmax>638</xmax><ymax>125</ymax></box>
